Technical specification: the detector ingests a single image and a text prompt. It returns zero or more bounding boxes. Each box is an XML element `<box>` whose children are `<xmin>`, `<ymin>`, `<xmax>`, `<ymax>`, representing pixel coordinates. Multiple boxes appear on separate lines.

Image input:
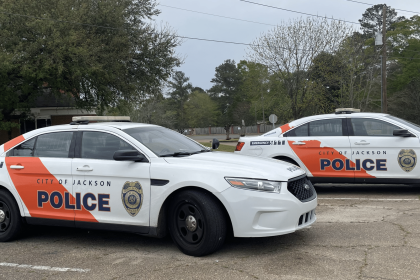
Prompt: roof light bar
<box><xmin>71</xmin><ymin>116</ymin><xmax>131</xmax><ymax>122</ymax></box>
<box><xmin>335</xmin><ymin>108</ymin><xmax>360</xmax><ymax>114</ymax></box>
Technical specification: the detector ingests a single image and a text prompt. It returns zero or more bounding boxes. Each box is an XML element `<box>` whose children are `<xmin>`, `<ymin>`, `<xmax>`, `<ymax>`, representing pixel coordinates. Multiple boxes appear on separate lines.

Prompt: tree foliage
<box><xmin>167</xmin><ymin>71</ymin><xmax>193</xmax><ymax>132</ymax></box>
<box><xmin>359</xmin><ymin>4</ymin><xmax>405</xmax><ymax>39</ymax></box>
<box><xmin>0</xmin><ymin>0</ymin><xmax>181</xmax><ymax>138</ymax></box>
<box><xmin>208</xmin><ymin>59</ymin><xmax>243</xmax><ymax>126</ymax></box>
<box><xmin>184</xmin><ymin>91</ymin><xmax>219</xmax><ymax>128</ymax></box>
<box><xmin>248</xmin><ymin>17</ymin><xmax>354</xmax><ymax>120</ymax></box>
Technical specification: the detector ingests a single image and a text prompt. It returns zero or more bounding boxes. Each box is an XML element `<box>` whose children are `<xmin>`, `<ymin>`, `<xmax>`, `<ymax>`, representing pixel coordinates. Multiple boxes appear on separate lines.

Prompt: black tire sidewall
<box><xmin>168</xmin><ymin>190</ymin><xmax>226</xmax><ymax>256</ymax></box>
<box><xmin>0</xmin><ymin>190</ymin><xmax>23</xmax><ymax>242</ymax></box>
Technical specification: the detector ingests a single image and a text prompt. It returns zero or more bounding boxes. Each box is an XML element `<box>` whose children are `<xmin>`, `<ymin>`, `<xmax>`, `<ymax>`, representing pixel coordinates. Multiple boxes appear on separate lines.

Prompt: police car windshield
<box><xmin>386</xmin><ymin>115</ymin><xmax>420</xmax><ymax>133</ymax></box>
<box><xmin>123</xmin><ymin>127</ymin><xmax>206</xmax><ymax>156</ymax></box>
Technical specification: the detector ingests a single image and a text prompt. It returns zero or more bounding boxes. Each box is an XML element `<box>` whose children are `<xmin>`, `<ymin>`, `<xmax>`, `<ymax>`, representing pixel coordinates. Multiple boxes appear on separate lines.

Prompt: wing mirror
<box><xmin>113</xmin><ymin>150</ymin><xmax>148</xmax><ymax>162</ymax></box>
<box><xmin>393</xmin><ymin>129</ymin><xmax>415</xmax><ymax>137</ymax></box>
<box><xmin>212</xmin><ymin>138</ymin><xmax>220</xmax><ymax>150</ymax></box>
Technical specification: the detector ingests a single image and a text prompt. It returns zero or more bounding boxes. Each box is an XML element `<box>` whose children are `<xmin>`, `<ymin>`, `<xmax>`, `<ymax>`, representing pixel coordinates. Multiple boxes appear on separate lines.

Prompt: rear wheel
<box><xmin>0</xmin><ymin>190</ymin><xmax>23</xmax><ymax>242</ymax></box>
<box><xmin>168</xmin><ymin>190</ymin><xmax>227</xmax><ymax>256</ymax></box>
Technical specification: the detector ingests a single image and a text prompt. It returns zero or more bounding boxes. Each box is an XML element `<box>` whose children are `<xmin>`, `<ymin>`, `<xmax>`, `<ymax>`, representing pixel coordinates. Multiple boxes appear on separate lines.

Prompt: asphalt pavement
<box><xmin>1</xmin><ymin>184</ymin><xmax>419</xmax><ymax>280</ymax></box>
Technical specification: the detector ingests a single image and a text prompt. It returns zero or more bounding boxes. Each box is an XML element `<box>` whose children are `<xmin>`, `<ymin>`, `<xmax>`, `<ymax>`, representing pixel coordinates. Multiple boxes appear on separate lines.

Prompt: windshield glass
<box><xmin>386</xmin><ymin>115</ymin><xmax>420</xmax><ymax>133</ymax></box>
<box><xmin>123</xmin><ymin>126</ymin><xmax>205</xmax><ymax>156</ymax></box>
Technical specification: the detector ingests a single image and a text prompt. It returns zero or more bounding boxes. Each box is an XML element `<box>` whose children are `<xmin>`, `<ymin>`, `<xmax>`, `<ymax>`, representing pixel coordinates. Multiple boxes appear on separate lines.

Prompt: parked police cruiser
<box><xmin>235</xmin><ymin>108</ymin><xmax>420</xmax><ymax>184</ymax></box>
<box><xmin>0</xmin><ymin>116</ymin><xmax>316</xmax><ymax>256</ymax></box>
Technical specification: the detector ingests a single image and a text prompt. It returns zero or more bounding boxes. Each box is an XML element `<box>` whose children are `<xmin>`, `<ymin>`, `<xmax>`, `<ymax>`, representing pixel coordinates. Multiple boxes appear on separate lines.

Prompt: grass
<box><xmin>200</xmin><ymin>142</ymin><xmax>236</xmax><ymax>153</ymax></box>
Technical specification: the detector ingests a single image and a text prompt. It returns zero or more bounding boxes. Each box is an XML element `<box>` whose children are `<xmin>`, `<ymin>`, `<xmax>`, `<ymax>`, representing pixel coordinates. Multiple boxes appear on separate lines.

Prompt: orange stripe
<box><xmin>4</xmin><ymin>135</ymin><xmax>25</xmax><ymax>152</ymax></box>
<box><xmin>288</xmin><ymin>140</ymin><xmax>375</xmax><ymax>178</ymax></box>
<box><xmin>279</xmin><ymin>124</ymin><xmax>293</xmax><ymax>134</ymax></box>
<box><xmin>6</xmin><ymin>157</ymin><xmax>98</xmax><ymax>222</ymax></box>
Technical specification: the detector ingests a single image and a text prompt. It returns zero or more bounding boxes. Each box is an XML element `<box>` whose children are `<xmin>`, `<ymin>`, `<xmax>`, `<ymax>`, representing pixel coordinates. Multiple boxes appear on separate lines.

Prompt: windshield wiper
<box><xmin>160</xmin><ymin>152</ymin><xmax>193</xmax><ymax>157</ymax></box>
<box><xmin>191</xmin><ymin>149</ymin><xmax>210</xmax><ymax>154</ymax></box>
<box><xmin>160</xmin><ymin>150</ymin><xmax>209</xmax><ymax>157</ymax></box>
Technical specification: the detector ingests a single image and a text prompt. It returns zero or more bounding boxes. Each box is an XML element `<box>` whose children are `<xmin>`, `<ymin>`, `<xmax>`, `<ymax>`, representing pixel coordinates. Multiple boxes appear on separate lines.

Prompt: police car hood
<box><xmin>163</xmin><ymin>152</ymin><xmax>305</xmax><ymax>181</ymax></box>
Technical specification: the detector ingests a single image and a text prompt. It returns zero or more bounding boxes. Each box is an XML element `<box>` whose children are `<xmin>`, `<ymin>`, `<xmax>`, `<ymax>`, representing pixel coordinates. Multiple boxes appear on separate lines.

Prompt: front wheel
<box><xmin>168</xmin><ymin>190</ymin><xmax>227</xmax><ymax>256</ymax></box>
<box><xmin>0</xmin><ymin>190</ymin><xmax>23</xmax><ymax>242</ymax></box>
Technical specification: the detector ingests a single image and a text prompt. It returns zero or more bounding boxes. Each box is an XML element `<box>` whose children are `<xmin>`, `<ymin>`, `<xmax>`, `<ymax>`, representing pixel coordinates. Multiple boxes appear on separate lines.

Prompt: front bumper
<box><xmin>215</xmin><ymin>182</ymin><xmax>317</xmax><ymax>237</ymax></box>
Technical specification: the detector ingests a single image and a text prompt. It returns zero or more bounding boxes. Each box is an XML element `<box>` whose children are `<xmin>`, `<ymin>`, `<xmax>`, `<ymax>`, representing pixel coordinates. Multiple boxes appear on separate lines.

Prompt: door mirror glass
<box><xmin>393</xmin><ymin>129</ymin><xmax>415</xmax><ymax>137</ymax></box>
<box><xmin>113</xmin><ymin>150</ymin><xmax>147</xmax><ymax>162</ymax></box>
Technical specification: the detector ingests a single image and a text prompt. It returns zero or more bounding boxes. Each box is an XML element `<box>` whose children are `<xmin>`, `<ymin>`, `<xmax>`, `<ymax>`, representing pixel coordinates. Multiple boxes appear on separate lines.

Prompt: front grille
<box><xmin>287</xmin><ymin>175</ymin><xmax>316</xmax><ymax>202</ymax></box>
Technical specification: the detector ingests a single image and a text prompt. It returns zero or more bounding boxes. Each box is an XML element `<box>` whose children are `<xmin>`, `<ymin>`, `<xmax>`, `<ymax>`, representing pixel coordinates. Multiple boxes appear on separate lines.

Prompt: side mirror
<box><xmin>113</xmin><ymin>150</ymin><xmax>148</xmax><ymax>162</ymax></box>
<box><xmin>393</xmin><ymin>129</ymin><xmax>415</xmax><ymax>137</ymax></box>
<box><xmin>212</xmin><ymin>138</ymin><xmax>220</xmax><ymax>150</ymax></box>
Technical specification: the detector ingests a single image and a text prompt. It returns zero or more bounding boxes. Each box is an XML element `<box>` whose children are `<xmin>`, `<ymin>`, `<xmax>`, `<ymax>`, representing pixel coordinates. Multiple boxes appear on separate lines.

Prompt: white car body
<box><xmin>0</xmin><ymin>122</ymin><xmax>317</xmax><ymax>245</ymax></box>
<box><xmin>235</xmin><ymin>111</ymin><xmax>420</xmax><ymax>184</ymax></box>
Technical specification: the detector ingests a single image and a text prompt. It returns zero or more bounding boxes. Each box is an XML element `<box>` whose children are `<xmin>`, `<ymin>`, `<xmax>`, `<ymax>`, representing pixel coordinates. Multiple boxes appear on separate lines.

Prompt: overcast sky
<box><xmin>154</xmin><ymin>0</ymin><xmax>420</xmax><ymax>91</ymax></box>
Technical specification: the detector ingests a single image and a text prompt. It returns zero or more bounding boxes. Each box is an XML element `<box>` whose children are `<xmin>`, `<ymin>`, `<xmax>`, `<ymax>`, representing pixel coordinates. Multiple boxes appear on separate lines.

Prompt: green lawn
<box><xmin>200</xmin><ymin>142</ymin><xmax>236</xmax><ymax>153</ymax></box>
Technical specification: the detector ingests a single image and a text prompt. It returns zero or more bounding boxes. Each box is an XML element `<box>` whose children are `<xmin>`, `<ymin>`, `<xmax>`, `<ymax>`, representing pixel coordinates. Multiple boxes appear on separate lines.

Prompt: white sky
<box><xmin>154</xmin><ymin>0</ymin><xmax>420</xmax><ymax>90</ymax></box>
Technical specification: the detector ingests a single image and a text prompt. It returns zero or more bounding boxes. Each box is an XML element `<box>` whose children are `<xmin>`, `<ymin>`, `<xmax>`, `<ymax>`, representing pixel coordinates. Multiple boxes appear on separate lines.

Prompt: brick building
<box><xmin>0</xmin><ymin>94</ymin><xmax>95</xmax><ymax>145</ymax></box>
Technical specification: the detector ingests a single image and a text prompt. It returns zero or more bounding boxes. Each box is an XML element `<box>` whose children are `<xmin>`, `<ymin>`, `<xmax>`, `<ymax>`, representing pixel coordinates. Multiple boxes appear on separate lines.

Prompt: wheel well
<box><xmin>273</xmin><ymin>156</ymin><xmax>300</xmax><ymax>167</ymax></box>
<box><xmin>0</xmin><ymin>185</ymin><xmax>14</xmax><ymax>197</ymax></box>
<box><xmin>0</xmin><ymin>185</ymin><xmax>23</xmax><ymax>217</ymax></box>
<box><xmin>155</xmin><ymin>186</ymin><xmax>233</xmax><ymax>238</ymax></box>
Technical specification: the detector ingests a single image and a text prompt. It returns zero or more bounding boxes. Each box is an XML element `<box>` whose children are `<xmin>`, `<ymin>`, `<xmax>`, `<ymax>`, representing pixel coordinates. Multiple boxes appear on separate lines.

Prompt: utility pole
<box><xmin>382</xmin><ymin>5</ymin><xmax>387</xmax><ymax>113</ymax></box>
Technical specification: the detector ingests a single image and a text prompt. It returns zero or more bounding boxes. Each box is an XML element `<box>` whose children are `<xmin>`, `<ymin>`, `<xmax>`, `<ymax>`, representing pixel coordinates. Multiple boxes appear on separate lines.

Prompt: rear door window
<box><xmin>34</xmin><ymin>132</ymin><xmax>73</xmax><ymax>158</ymax></box>
<box><xmin>309</xmin><ymin>119</ymin><xmax>343</xmax><ymax>136</ymax></box>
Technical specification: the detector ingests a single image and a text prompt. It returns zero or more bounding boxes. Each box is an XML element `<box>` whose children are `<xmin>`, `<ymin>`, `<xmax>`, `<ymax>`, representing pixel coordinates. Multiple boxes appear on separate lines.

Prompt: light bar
<box><xmin>72</xmin><ymin>116</ymin><xmax>131</xmax><ymax>122</ymax></box>
<box><xmin>335</xmin><ymin>108</ymin><xmax>360</xmax><ymax>114</ymax></box>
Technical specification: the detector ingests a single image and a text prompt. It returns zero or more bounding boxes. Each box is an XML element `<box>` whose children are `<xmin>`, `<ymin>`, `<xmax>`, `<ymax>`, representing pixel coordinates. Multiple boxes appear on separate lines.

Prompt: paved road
<box><xmin>1</xmin><ymin>185</ymin><xmax>419</xmax><ymax>279</ymax></box>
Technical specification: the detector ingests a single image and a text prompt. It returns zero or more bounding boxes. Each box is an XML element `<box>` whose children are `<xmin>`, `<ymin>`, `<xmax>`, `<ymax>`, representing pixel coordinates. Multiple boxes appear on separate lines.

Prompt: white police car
<box><xmin>0</xmin><ymin>116</ymin><xmax>317</xmax><ymax>256</ymax></box>
<box><xmin>235</xmin><ymin>108</ymin><xmax>420</xmax><ymax>184</ymax></box>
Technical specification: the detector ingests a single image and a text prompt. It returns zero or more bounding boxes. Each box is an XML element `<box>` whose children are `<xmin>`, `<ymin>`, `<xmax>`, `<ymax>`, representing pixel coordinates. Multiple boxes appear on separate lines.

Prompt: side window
<box><xmin>309</xmin><ymin>119</ymin><xmax>343</xmax><ymax>136</ymax></box>
<box><xmin>284</xmin><ymin>124</ymin><xmax>308</xmax><ymax>137</ymax></box>
<box><xmin>351</xmin><ymin>118</ymin><xmax>401</xmax><ymax>136</ymax></box>
<box><xmin>81</xmin><ymin>132</ymin><xmax>136</xmax><ymax>160</ymax></box>
<box><xmin>34</xmin><ymin>132</ymin><xmax>73</xmax><ymax>158</ymax></box>
<box><xmin>7</xmin><ymin>138</ymin><xmax>36</xmax><ymax>157</ymax></box>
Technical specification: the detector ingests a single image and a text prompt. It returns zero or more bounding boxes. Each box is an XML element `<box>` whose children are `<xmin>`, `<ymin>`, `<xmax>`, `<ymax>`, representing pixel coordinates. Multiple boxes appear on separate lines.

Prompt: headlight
<box><xmin>225</xmin><ymin>177</ymin><xmax>282</xmax><ymax>193</ymax></box>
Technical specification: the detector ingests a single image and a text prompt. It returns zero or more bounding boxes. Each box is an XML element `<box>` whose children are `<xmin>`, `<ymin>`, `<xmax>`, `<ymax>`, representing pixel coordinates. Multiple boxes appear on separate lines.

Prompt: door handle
<box><xmin>10</xmin><ymin>165</ymin><xmax>24</xmax><ymax>170</ymax></box>
<box><xmin>292</xmin><ymin>141</ymin><xmax>306</xmax><ymax>145</ymax></box>
<box><xmin>354</xmin><ymin>141</ymin><xmax>370</xmax><ymax>145</ymax></box>
<box><xmin>76</xmin><ymin>165</ymin><xmax>93</xmax><ymax>171</ymax></box>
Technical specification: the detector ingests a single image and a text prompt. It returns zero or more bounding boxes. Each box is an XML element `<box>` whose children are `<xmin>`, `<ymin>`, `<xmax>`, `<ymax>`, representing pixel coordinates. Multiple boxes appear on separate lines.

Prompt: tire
<box><xmin>0</xmin><ymin>190</ymin><xmax>23</xmax><ymax>242</ymax></box>
<box><xmin>168</xmin><ymin>190</ymin><xmax>227</xmax><ymax>256</ymax></box>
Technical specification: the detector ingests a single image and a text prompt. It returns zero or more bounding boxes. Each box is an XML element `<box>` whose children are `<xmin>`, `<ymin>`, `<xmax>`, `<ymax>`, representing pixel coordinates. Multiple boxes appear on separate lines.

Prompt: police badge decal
<box><xmin>121</xmin><ymin>181</ymin><xmax>143</xmax><ymax>217</ymax></box>
<box><xmin>398</xmin><ymin>149</ymin><xmax>417</xmax><ymax>172</ymax></box>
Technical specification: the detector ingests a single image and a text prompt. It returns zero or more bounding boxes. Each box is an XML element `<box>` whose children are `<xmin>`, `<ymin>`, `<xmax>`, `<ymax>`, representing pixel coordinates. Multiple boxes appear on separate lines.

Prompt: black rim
<box><xmin>175</xmin><ymin>202</ymin><xmax>204</xmax><ymax>244</ymax></box>
<box><xmin>0</xmin><ymin>200</ymin><xmax>11</xmax><ymax>233</ymax></box>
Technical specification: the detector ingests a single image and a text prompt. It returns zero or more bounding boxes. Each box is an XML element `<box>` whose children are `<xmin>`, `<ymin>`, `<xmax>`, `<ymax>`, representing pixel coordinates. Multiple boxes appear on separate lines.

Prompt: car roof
<box><xmin>291</xmin><ymin>112</ymin><xmax>390</xmax><ymax>126</ymax></box>
<box><xmin>27</xmin><ymin>122</ymin><xmax>160</xmax><ymax>134</ymax></box>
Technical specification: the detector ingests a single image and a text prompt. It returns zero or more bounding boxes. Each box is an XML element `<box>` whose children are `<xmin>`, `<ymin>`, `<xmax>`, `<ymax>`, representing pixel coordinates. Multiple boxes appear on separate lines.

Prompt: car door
<box><xmin>349</xmin><ymin>117</ymin><xmax>420</xmax><ymax>181</ymax></box>
<box><xmin>71</xmin><ymin>130</ymin><xmax>150</xmax><ymax>232</ymax></box>
<box><xmin>284</xmin><ymin>118</ymin><xmax>354</xmax><ymax>179</ymax></box>
<box><xmin>5</xmin><ymin>131</ymin><xmax>75</xmax><ymax>221</ymax></box>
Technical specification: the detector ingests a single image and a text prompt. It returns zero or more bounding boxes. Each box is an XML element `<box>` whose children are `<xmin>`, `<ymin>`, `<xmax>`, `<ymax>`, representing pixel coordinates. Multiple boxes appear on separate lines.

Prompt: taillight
<box><xmin>235</xmin><ymin>142</ymin><xmax>245</xmax><ymax>151</ymax></box>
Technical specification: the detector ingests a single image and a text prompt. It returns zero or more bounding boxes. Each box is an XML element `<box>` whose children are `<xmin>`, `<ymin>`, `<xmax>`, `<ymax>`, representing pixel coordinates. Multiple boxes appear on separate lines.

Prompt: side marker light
<box><xmin>235</xmin><ymin>142</ymin><xmax>245</xmax><ymax>151</ymax></box>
